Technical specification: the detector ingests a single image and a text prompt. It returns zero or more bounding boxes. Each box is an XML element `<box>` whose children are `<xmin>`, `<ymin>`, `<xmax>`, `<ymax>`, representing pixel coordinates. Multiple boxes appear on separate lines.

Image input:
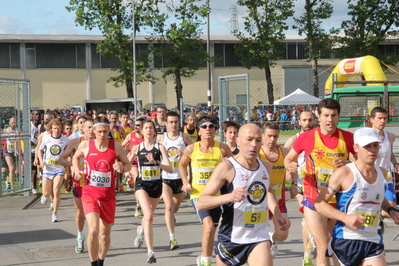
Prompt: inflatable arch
<box><xmin>324</xmin><ymin>55</ymin><xmax>386</xmax><ymax>95</ymax></box>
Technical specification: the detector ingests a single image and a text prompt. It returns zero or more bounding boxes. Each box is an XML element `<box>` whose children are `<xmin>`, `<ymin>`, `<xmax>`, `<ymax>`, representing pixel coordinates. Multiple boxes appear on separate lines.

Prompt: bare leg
<box><xmin>86</xmin><ymin>212</ymin><xmax>100</xmax><ymax>262</ymax></box>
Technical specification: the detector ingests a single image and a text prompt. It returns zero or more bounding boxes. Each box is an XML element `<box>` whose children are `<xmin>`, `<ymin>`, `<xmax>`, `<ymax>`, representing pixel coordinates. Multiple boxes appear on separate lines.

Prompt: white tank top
<box><xmin>5</xmin><ymin>127</ymin><xmax>20</xmax><ymax>153</ymax></box>
<box><xmin>333</xmin><ymin>163</ymin><xmax>385</xmax><ymax>244</ymax></box>
<box><xmin>39</xmin><ymin>134</ymin><xmax>70</xmax><ymax>174</ymax></box>
<box><xmin>375</xmin><ymin>130</ymin><xmax>393</xmax><ymax>184</ymax></box>
<box><xmin>296</xmin><ymin>133</ymin><xmax>306</xmax><ymax>187</ymax></box>
<box><xmin>30</xmin><ymin>121</ymin><xmax>38</xmax><ymax>153</ymax></box>
<box><xmin>161</xmin><ymin>132</ymin><xmax>186</xmax><ymax>180</ymax></box>
<box><xmin>218</xmin><ymin>157</ymin><xmax>270</xmax><ymax>244</ymax></box>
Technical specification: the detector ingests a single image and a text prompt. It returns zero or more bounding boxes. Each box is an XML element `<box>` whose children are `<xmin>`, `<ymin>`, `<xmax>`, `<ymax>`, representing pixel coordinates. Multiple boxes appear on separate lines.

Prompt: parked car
<box><xmin>143</xmin><ymin>103</ymin><xmax>167</xmax><ymax>112</ymax></box>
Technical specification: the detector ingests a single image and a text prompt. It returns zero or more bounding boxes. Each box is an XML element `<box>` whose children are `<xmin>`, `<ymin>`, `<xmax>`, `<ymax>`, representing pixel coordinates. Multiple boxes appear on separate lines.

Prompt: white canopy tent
<box><xmin>273</xmin><ymin>88</ymin><xmax>322</xmax><ymax>105</ymax></box>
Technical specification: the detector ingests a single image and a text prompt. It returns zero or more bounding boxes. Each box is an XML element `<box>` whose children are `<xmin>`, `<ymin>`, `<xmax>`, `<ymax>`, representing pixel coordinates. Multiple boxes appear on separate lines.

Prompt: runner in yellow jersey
<box><xmin>183</xmin><ymin>114</ymin><xmax>198</xmax><ymax>142</ymax></box>
<box><xmin>258</xmin><ymin>121</ymin><xmax>292</xmax><ymax>258</ymax></box>
<box><xmin>179</xmin><ymin>115</ymin><xmax>232</xmax><ymax>266</ymax></box>
<box><xmin>119</xmin><ymin>111</ymin><xmax>133</xmax><ymax>135</ymax></box>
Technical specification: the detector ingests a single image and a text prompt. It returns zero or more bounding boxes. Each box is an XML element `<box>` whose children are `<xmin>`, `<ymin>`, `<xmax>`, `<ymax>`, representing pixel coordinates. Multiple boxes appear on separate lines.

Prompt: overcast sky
<box><xmin>1</xmin><ymin>0</ymin><xmax>351</xmax><ymax>36</ymax></box>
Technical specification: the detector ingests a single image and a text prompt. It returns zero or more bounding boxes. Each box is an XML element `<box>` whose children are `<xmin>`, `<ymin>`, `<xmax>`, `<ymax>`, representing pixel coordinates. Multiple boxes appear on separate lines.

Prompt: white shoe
<box><xmin>309</xmin><ymin>235</ymin><xmax>317</xmax><ymax>259</ymax></box>
<box><xmin>52</xmin><ymin>213</ymin><xmax>60</xmax><ymax>222</ymax></box>
<box><xmin>41</xmin><ymin>196</ymin><xmax>48</xmax><ymax>205</ymax></box>
<box><xmin>31</xmin><ymin>188</ymin><xmax>38</xmax><ymax>195</ymax></box>
<box><xmin>270</xmin><ymin>242</ymin><xmax>279</xmax><ymax>258</ymax></box>
<box><xmin>134</xmin><ymin>226</ymin><xmax>144</xmax><ymax>248</ymax></box>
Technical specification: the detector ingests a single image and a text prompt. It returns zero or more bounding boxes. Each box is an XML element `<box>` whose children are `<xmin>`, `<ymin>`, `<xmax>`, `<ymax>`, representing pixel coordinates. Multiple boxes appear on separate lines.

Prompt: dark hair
<box><xmin>222</xmin><ymin>121</ymin><xmax>240</xmax><ymax>133</ymax></box>
<box><xmin>196</xmin><ymin>115</ymin><xmax>218</xmax><ymax>131</ymax></box>
<box><xmin>98</xmin><ymin>111</ymin><xmax>107</xmax><ymax>116</ymax></box>
<box><xmin>84</xmin><ymin>118</ymin><xmax>94</xmax><ymax>125</ymax></box>
<box><xmin>143</xmin><ymin>119</ymin><xmax>157</xmax><ymax>134</ymax></box>
<box><xmin>63</xmin><ymin>120</ymin><xmax>73</xmax><ymax>127</ymax></box>
<box><xmin>166</xmin><ymin>111</ymin><xmax>179</xmax><ymax>121</ymax></box>
<box><xmin>262</xmin><ymin>121</ymin><xmax>279</xmax><ymax>132</ymax></box>
<box><xmin>136</xmin><ymin>117</ymin><xmax>146</xmax><ymax>123</ymax></box>
<box><xmin>370</xmin><ymin>107</ymin><xmax>387</xmax><ymax>118</ymax></box>
<box><xmin>120</xmin><ymin>111</ymin><xmax>129</xmax><ymax>116</ymax></box>
<box><xmin>94</xmin><ymin>116</ymin><xmax>110</xmax><ymax>124</ymax></box>
<box><xmin>318</xmin><ymin>98</ymin><xmax>340</xmax><ymax>115</ymax></box>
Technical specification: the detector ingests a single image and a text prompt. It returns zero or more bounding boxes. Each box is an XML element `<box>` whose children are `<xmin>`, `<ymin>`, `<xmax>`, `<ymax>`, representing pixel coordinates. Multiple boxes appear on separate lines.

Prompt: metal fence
<box><xmin>0</xmin><ymin>78</ymin><xmax>31</xmax><ymax>197</ymax></box>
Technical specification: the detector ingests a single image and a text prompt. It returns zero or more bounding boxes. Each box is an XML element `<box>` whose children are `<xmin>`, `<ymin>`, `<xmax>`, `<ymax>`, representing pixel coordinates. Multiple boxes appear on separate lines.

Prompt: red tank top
<box><xmin>83</xmin><ymin>139</ymin><xmax>117</xmax><ymax>200</ymax></box>
<box><xmin>130</xmin><ymin>131</ymin><xmax>144</xmax><ymax>149</ymax></box>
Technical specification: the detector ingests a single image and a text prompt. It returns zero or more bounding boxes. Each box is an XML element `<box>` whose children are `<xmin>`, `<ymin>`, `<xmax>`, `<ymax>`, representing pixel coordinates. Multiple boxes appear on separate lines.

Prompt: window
<box><xmin>0</xmin><ymin>43</ymin><xmax>20</xmax><ymax>68</ymax></box>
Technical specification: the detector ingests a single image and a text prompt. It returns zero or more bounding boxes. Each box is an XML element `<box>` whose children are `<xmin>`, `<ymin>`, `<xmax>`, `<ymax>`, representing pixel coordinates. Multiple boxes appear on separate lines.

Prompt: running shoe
<box><xmin>147</xmin><ymin>252</ymin><xmax>157</xmax><ymax>264</ymax></box>
<box><xmin>38</xmin><ymin>180</ymin><xmax>42</xmax><ymax>187</ymax></box>
<box><xmin>119</xmin><ymin>184</ymin><xmax>124</xmax><ymax>192</ymax></box>
<box><xmin>196</xmin><ymin>256</ymin><xmax>211</xmax><ymax>266</ymax></box>
<box><xmin>302</xmin><ymin>256</ymin><xmax>314</xmax><ymax>266</ymax></box>
<box><xmin>134</xmin><ymin>226</ymin><xmax>144</xmax><ymax>248</ymax></box>
<box><xmin>75</xmin><ymin>236</ymin><xmax>85</xmax><ymax>253</ymax></box>
<box><xmin>270</xmin><ymin>242</ymin><xmax>279</xmax><ymax>258</ymax></box>
<box><xmin>5</xmin><ymin>181</ymin><xmax>11</xmax><ymax>190</ymax></box>
<box><xmin>31</xmin><ymin>188</ymin><xmax>38</xmax><ymax>195</ymax></box>
<box><xmin>135</xmin><ymin>206</ymin><xmax>143</xmax><ymax>217</ymax></box>
<box><xmin>52</xmin><ymin>213</ymin><xmax>60</xmax><ymax>222</ymax></box>
<box><xmin>41</xmin><ymin>196</ymin><xmax>48</xmax><ymax>205</ymax></box>
<box><xmin>169</xmin><ymin>238</ymin><xmax>179</xmax><ymax>250</ymax></box>
<box><xmin>127</xmin><ymin>178</ymin><xmax>134</xmax><ymax>188</ymax></box>
<box><xmin>48</xmin><ymin>202</ymin><xmax>54</xmax><ymax>211</ymax></box>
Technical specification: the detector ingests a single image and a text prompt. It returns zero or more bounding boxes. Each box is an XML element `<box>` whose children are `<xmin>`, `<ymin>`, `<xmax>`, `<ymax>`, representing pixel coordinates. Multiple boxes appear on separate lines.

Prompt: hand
<box><xmin>332</xmin><ymin>159</ymin><xmax>346</xmax><ymax>168</ymax></box>
<box><xmin>344</xmin><ymin>214</ymin><xmax>366</xmax><ymax>230</ymax></box>
<box><xmin>395</xmin><ymin>164</ymin><xmax>399</xmax><ymax>174</ymax></box>
<box><xmin>40</xmin><ymin>161</ymin><xmax>45</xmax><ymax>168</ymax></box>
<box><xmin>287</xmin><ymin>162</ymin><xmax>299</xmax><ymax>173</ymax></box>
<box><xmin>229</xmin><ymin>185</ymin><xmax>248</xmax><ymax>202</ymax></box>
<box><xmin>182</xmin><ymin>183</ymin><xmax>191</xmax><ymax>192</ymax></box>
<box><xmin>388</xmin><ymin>208</ymin><xmax>399</xmax><ymax>225</ymax></box>
<box><xmin>113</xmin><ymin>159</ymin><xmax>123</xmax><ymax>173</ymax></box>
<box><xmin>290</xmin><ymin>184</ymin><xmax>298</xmax><ymax>199</ymax></box>
<box><xmin>277</xmin><ymin>217</ymin><xmax>291</xmax><ymax>231</ymax></box>
<box><xmin>73</xmin><ymin>170</ymin><xmax>85</xmax><ymax>181</ymax></box>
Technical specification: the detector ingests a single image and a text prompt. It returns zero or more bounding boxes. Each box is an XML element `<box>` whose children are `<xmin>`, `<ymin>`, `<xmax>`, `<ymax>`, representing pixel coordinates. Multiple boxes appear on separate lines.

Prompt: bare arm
<box><xmin>178</xmin><ymin>144</ymin><xmax>194</xmax><ymax>191</ymax></box>
<box><xmin>283</xmin><ymin>135</ymin><xmax>297</xmax><ymax>150</ymax></box>
<box><xmin>220</xmin><ymin>142</ymin><xmax>233</xmax><ymax>158</ymax></box>
<box><xmin>59</xmin><ymin>138</ymin><xmax>79</xmax><ymax>167</ymax></box>
<box><xmin>121</xmin><ymin>133</ymin><xmax>131</xmax><ymax>149</ymax></box>
<box><xmin>127</xmin><ymin>144</ymin><xmax>139</xmax><ymax>162</ymax></box>
<box><xmin>284</xmin><ymin>148</ymin><xmax>300</xmax><ymax>173</ymax></box>
<box><xmin>72</xmin><ymin>140</ymin><xmax>89</xmax><ymax>180</ymax></box>
<box><xmin>113</xmin><ymin>142</ymin><xmax>131</xmax><ymax>173</ymax></box>
<box><xmin>158</xmin><ymin>143</ymin><xmax>173</xmax><ymax>173</ymax></box>
<box><xmin>282</xmin><ymin>147</ymin><xmax>298</xmax><ymax>199</ymax></box>
<box><xmin>182</xmin><ymin>133</ymin><xmax>193</xmax><ymax>146</ymax></box>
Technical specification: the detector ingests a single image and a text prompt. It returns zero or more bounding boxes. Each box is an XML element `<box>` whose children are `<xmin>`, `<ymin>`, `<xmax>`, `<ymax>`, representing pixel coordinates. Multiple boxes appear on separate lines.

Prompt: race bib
<box><xmin>196</xmin><ymin>167</ymin><xmax>214</xmax><ymax>185</ymax></box>
<box><xmin>170</xmin><ymin>159</ymin><xmax>179</xmax><ymax>169</ymax></box>
<box><xmin>142</xmin><ymin>166</ymin><xmax>161</xmax><ymax>181</ymax></box>
<box><xmin>90</xmin><ymin>170</ymin><xmax>111</xmax><ymax>187</ymax></box>
<box><xmin>355</xmin><ymin>207</ymin><xmax>379</xmax><ymax>231</ymax></box>
<box><xmin>317</xmin><ymin>168</ymin><xmax>333</xmax><ymax>191</ymax></box>
<box><xmin>273</xmin><ymin>184</ymin><xmax>282</xmax><ymax>200</ymax></box>
<box><xmin>243</xmin><ymin>206</ymin><xmax>267</xmax><ymax>229</ymax></box>
<box><xmin>7</xmin><ymin>144</ymin><xmax>14</xmax><ymax>150</ymax></box>
<box><xmin>47</xmin><ymin>159</ymin><xmax>59</xmax><ymax>165</ymax></box>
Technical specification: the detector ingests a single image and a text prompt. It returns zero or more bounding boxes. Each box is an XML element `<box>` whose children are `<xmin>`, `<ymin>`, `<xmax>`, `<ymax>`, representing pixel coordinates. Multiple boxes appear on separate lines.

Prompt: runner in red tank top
<box><xmin>72</xmin><ymin>116</ymin><xmax>130</xmax><ymax>266</ymax></box>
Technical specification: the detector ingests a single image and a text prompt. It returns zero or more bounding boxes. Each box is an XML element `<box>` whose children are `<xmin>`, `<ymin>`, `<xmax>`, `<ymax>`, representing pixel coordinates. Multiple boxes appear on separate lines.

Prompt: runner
<box><xmin>70</xmin><ymin>116</ymin><xmax>87</xmax><ymax>140</ymax></box>
<box><xmin>258</xmin><ymin>121</ymin><xmax>292</xmax><ymax>257</ymax></box>
<box><xmin>285</xmin><ymin>98</ymin><xmax>356</xmax><ymax>266</ymax></box>
<box><xmin>38</xmin><ymin>118</ymin><xmax>70</xmax><ymax>222</ymax></box>
<box><xmin>156</xmin><ymin>111</ymin><xmax>193</xmax><ymax>250</ymax></box>
<box><xmin>183</xmin><ymin>114</ymin><xmax>198</xmax><ymax>142</ymax></box>
<box><xmin>129</xmin><ymin>119</ymin><xmax>172</xmax><ymax>264</ymax></box>
<box><xmin>179</xmin><ymin>115</ymin><xmax>232</xmax><ymax>266</ymax></box>
<box><xmin>315</xmin><ymin>127</ymin><xmax>399</xmax><ymax>266</ymax></box>
<box><xmin>3</xmin><ymin>117</ymin><xmax>20</xmax><ymax>189</ymax></box>
<box><xmin>72</xmin><ymin>116</ymin><xmax>131</xmax><ymax>266</ymax></box>
<box><xmin>119</xmin><ymin>111</ymin><xmax>132</xmax><ymax>136</ymax></box>
<box><xmin>30</xmin><ymin>110</ymin><xmax>41</xmax><ymax>194</ymax></box>
<box><xmin>369</xmin><ymin>107</ymin><xmax>399</xmax><ymax>214</ymax></box>
<box><xmin>59</xmin><ymin>119</ymin><xmax>95</xmax><ymax>254</ymax></box>
<box><xmin>153</xmin><ymin>107</ymin><xmax>167</xmax><ymax>134</ymax></box>
<box><xmin>197</xmin><ymin>123</ymin><xmax>290</xmax><ymax>266</ymax></box>
<box><xmin>109</xmin><ymin>111</ymin><xmax>126</xmax><ymax>191</ymax></box>
<box><xmin>284</xmin><ymin>111</ymin><xmax>317</xmax><ymax>266</ymax></box>
<box><xmin>222</xmin><ymin>121</ymin><xmax>240</xmax><ymax>156</ymax></box>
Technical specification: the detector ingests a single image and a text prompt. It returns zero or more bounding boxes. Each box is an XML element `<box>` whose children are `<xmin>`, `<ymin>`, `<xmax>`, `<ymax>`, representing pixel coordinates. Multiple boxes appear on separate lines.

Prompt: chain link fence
<box><xmin>0</xmin><ymin>78</ymin><xmax>31</xmax><ymax>196</ymax></box>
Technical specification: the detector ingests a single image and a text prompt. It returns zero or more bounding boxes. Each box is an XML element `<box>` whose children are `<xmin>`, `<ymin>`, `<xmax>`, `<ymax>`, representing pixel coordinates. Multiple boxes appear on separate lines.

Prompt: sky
<box><xmin>1</xmin><ymin>0</ymin><xmax>351</xmax><ymax>36</ymax></box>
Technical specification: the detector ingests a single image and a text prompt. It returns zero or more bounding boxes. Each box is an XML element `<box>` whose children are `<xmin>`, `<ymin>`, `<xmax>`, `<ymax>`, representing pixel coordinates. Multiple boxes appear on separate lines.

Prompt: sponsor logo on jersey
<box><xmin>247</xmin><ymin>181</ymin><xmax>267</xmax><ymax>205</ymax></box>
<box><xmin>50</xmin><ymin>144</ymin><xmax>61</xmax><ymax>155</ymax></box>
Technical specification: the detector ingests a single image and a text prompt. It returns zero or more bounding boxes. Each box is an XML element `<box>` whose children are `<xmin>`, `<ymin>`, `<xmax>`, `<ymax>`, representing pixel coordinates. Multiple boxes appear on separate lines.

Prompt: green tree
<box><xmin>293</xmin><ymin>0</ymin><xmax>336</xmax><ymax>97</ymax></box>
<box><xmin>66</xmin><ymin>0</ymin><xmax>165</xmax><ymax>98</ymax></box>
<box><xmin>234</xmin><ymin>0</ymin><xmax>294</xmax><ymax>104</ymax></box>
<box><xmin>148</xmin><ymin>0</ymin><xmax>211</xmax><ymax>112</ymax></box>
<box><xmin>338</xmin><ymin>0</ymin><xmax>399</xmax><ymax>65</ymax></box>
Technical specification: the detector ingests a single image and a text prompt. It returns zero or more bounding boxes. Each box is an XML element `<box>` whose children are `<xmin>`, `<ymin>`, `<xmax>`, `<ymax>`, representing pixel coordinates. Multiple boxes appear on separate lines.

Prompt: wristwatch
<box><xmin>291</xmin><ymin>181</ymin><xmax>298</xmax><ymax>186</ymax></box>
<box><xmin>387</xmin><ymin>206</ymin><xmax>399</xmax><ymax>213</ymax></box>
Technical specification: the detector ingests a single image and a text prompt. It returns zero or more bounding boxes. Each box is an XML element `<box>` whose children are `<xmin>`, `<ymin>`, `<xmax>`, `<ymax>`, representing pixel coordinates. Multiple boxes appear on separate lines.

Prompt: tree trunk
<box><xmin>126</xmin><ymin>78</ymin><xmax>134</xmax><ymax>98</ymax></box>
<box><xmin>264</xmin><ymin>66</ymin><xmax>274</xmax><ymax>104</ymax></box>
<box><xmin>311</xmin><ymin>58</ymin><xmax>319</xmax><ymax>97</ymax></box>
<box><xmin>174</xmin><ymin>70</ymin><xmax>183</xmax><ymax>113</ymax></box>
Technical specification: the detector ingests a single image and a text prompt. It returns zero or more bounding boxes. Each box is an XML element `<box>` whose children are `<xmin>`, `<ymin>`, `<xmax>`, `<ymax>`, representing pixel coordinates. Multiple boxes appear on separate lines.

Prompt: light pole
<box><xmin>122</xmin><ymin>0</ymin><xmax>138</xmax><ymax>121</ymax></box>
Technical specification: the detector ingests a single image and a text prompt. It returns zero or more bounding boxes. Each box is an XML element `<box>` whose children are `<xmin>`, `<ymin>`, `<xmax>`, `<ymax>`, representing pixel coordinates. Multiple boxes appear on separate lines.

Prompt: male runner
<box><xmin>369</xmin><ymin>107</ymin><xmax>399</xmax><ymax>213</ymax></box>
<box><xmin>285</xmin><ymin>98</ymin><xmax>356</xmax><ymax>266</ymax></box>
<box><xmin>30</xmin><ymin>110</ymin><xmax>41</xmax><ymax>194</ymax></box>
<box><xmin>70</xmin><ymin>116</ymin><xmax>87</xmax><ymax>140</ymax></box>
<box><xmin>109</xmin><ymin>111</ymin><xmax>126</xmax><ymax>191</ymax></box>
<box><xmin>157</xmin><ymin>111</ymin><xmax>192</xmax><ymax>250</ymax></box>
<box><xmin>118</xmin><ymin>111</ymin><xmax>132</xmax><ymax>136</ymax></box>
<box><xmin>153</xmin><ymin>107</ymin><xmax>167</xmax><ymax>134</ymax></box>
<box><xmin>179</xmin><ymin>115</ymin><xmax>232</xmax><ymax>266</ymax></box>
<box><xmin>59</xmin><ymin>119</ymin><xmax>95</xmax><ymax>253</ymax></box>
<box><xmin>258</xmin><ymin>121</ymin><xmax>292</xmax><ymax>257</ymax></box>
<box><xmin>183</xmin><ymin>114</ymin><xmax>198</xmax><ymax>142</ymax></box>
<box><xmin>315</xmin><ymin>127</ymin><xmax>399</xmax><ymax>266</ymax></box>
<box><xmin>197</xmin><ymin>123</ymin><xmax>290</xmax><ymax>266</ymax></box>
<box><xmin>3</xmin><ymin>117</ymin><xmax>20</xmax><ymax>189</ymax></box>
<box><xmin>284</xmin><ymin>111</ymin><xmax>316</xmax><ymax>266</ymax></box>
<box><xmin>72</xmin><ymin>116</ymin><xmax>131</xmax><ymax>266</ymax></box>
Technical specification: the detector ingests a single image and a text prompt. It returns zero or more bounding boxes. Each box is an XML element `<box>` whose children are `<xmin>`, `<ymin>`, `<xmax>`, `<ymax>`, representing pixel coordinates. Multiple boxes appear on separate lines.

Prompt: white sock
<box><xmin>77</xmin><ymin>231</ymin><xmax>84</xmax><ymax>239</ymax></box>
<box><xmin>269</xmin><ymin>232</ymin><xmax>275</xmax><ymax>243</ymax></box>
<box><xmin>169</xmin><ymin>233</ymin><xmax>175</xmax><ymax>239</ymax></box>
<box><xmin>202</xmin><ymin>256</ymin><xmax>212</xmax><ymax>263</ymax></box>
<box><xmin>138</xmin><ymin>227</ymin><xmax>143</xmax><ymax>235</ymax></box>
<box><xmin>148</xmin><ymin>250</ymin><xmax>154</xmax><ymax>255</ymax></box>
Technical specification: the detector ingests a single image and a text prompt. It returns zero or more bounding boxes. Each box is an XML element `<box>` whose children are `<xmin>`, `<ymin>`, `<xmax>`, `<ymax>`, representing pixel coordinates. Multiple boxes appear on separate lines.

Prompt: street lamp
<box><xmin>122</xmin><ymin>0</ymin><xmax>138</xmax><ymax>121</ymax></box>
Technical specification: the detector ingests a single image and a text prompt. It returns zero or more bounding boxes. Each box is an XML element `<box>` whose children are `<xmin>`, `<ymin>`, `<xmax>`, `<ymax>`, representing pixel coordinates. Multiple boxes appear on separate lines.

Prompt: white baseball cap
<box><xmin>354</xmin><ymin>128</ymin><xmax>381</xmax><ymax>147</ymax></box>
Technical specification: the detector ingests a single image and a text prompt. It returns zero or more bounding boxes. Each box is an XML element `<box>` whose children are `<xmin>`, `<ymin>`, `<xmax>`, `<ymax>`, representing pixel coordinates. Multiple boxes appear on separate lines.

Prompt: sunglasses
<box><xmin>200</xmin><ymin>124</ymin><xmax>215</xmax><ymax>129</ymax></box>
<box><xmin>135</xmin><ymin>124</ymin><xmax>142</xmax><ymax>127</ymax></box>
